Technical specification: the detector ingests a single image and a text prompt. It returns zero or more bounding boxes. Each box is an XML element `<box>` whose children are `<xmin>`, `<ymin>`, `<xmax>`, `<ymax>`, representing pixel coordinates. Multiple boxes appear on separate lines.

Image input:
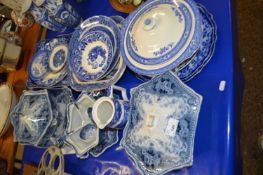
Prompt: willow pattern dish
<box><xmin>176</xmin><ymin>4</ymin><xmax>217</xmax><ymax>82</ymax></box>
<box><xmin>69</xmin><ymin>31</ymin><xmax>114</xmax><ymax>81</ymax></box>
<box><xmin>121</xmin><ymin>71</ymin><xmax>202</xmax><ymax>175</ymax></box>
<box><xmin>69</xmin><ymin>55</ymin><xmax>126</xmax><ymax>92</ymax></box>
<box><xmin>10</xmin><ymin>90</ymin><xmax>53</xmax><ymax>145</ymax></box>
<box><xmin>37</xmin><ymin>88</ymin><xmax>73</xmax><ymax>147</ymax></box>
<box><xmin>121</xmin><ymin>0</ymin><xmax>202</xmax><ymax>75</ymax></box>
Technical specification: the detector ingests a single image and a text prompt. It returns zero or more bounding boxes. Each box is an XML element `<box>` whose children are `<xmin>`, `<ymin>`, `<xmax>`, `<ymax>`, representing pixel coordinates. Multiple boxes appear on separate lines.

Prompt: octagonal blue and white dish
<box><xmin>121</xmin><ymin>71</ymin><xmax>202</xmax><ymax>175</ymax></box>
<box><xmin>121</xmin><ymin>0</ymin><xmax>202</xmax><ymax>76</ymax></box>
<box><xmin>28</xmin><ymin>51</ymin><xmax>49</xmax><ymax>81</ymax></box>
<box><xmin>69</xmin><ymin>31</ymin><xmax>114</xmax><ymax>81</ymax></box>
<box><xmin>37</xmin><ymin>88</ymin><xmax>73</xmax><ymax>147</ymax></box>
<box><xmin>176</xmin><ymin>4</ymin><xmax>217</xmax><ymax>82</ymax></box>
<box><xmin>69</xmin><ymin>55</ymin><xmax>126</xmax><ymax>92</ymax></box>
<box><xmin>10</xmin><ymin>90</ymin><xmax>53</xmax><ymax>145</ymax></box>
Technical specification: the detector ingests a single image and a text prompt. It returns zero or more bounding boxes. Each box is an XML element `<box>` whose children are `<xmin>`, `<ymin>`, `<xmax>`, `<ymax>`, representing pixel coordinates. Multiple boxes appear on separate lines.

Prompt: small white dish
<box><xmin>0</xmin><ymin>83</ymin><xmax>16</xmax><ymax>137</ymax></box>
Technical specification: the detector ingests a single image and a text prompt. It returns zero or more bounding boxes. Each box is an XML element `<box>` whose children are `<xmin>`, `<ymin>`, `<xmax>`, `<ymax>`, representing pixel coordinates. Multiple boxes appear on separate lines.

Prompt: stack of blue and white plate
<box><xmin>28</xmin><ymin>37</ymin><xmax>69</xmax><ymax>87</ymax></box>
<box><xmin>121</xmin><ymin>0</ymin><xmax>217</xmax><ymax>82</ymax></box>
<box><xmin>68</xmin><ymin>15</ymin><xmax>126</xmax><ymax>92</ymax></box>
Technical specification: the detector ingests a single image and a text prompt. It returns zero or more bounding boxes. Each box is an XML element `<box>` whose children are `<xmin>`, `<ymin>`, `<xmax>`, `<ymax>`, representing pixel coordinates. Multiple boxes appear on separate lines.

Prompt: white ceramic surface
<box><xmin>0</xmin><ymin>83</ymin><xmax>16</xmax><ymax>137</ymax></box>
<box><xmin>92</xmin><ymin>97</ymin><xmax>115</xmax><ymax>129</ymax></box>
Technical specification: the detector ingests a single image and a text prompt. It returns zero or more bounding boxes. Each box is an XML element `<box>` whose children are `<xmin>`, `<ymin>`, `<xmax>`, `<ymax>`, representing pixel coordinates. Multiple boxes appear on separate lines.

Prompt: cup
<box><xmin>92</xmin><ymin>85</ymin><xmax>130</xmax><ymax>129</ymax></box>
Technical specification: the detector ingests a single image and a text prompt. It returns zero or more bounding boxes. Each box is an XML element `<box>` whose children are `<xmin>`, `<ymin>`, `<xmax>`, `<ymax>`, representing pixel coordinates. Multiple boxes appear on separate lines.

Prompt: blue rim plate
<box><xmin>69</xmin><ymin>31</ymin><xmax>114</xmax><ymax>81</ymax></box>
<box><xmin>69</xmin><ymin>56</ymin><xmax>126</xmax><ymax>92</ymax></box>
<box><xmin>28</xmin><ymin>51</ymin><xmax>49</xmax><ymax>81</ymax></box>
<box><xmin>121</xmin><ymin>0</ymin><xmax>202</xmax><ymax>75</ymax></box>
<box><xmin>176</xmin><ymin>4</ymin><xmax>217</xmax><ymax>82</ymax></box>
<box><xmin>121</xmin><ymin>71</ymin><xmax>202</xmax><ymax>175</ymax></box>
<box><xmin>110</xmin><ymin>15</ymin><xmax>125</xmax><ymax>29</ymax></box>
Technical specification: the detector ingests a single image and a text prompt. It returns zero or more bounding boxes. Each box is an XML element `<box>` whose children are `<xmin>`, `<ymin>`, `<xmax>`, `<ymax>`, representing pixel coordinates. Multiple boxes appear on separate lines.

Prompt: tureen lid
<box><xmin>121</xmin><ymin>0</ymin><xmax>202</xmax><ymax>75</ymax></box>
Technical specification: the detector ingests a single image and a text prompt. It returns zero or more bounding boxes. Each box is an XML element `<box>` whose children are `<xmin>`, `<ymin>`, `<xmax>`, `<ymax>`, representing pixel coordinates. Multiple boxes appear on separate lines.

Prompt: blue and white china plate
<box><xmin>37</xmin><ymin>88</ymin><xmax>73</xmax><ymax>147</ymax></box>
<box><xmin>121</xmin><ymin>71</ymin><xmax>202</xmax><ymax>175</ymax></box>
<box><xmin>69</xmin><ymin>55</ymin><xmax>126</xmax><ymax>92</ymax></box>
<box><xmin>69</xmin><ymin>16</ymin><xmax>121</xmax><ymax>77</ymax></box>
<box><xmin>69</xmin><ymin>31</ymin><xmax>114</xmax><ymax>81</ymax></box>
<box><xmin>28</xmin><ymin>51</ymin><xmax>49</xmax><ymax>81</ymax></box>
<box><xmin>121</xmin><ymin>0</ymin><xmax>202</xmax><ymax>75</ymax></box>
<box><xmin>90</xmin><ymin>128</ymin><xmax>119</xmax><ymax>157</ymax></box>
<box><xmin>176</xmin><ymin>4</ymin><xmax>217</xmax><ymax>82</ymax></box>
<box><xmin>10</xmin><ymin>90</ymin><xmax>53</xmax><ymax>145</ymax></box>
<box><xmin>110</xmin><ymin>15</ymin><xmax>125</xmax><ymax>29</ymax></box>
<box><xmin>66</xmin><ymin>93</ymin><xmax>99</xmax><ymax>157</ymax></box>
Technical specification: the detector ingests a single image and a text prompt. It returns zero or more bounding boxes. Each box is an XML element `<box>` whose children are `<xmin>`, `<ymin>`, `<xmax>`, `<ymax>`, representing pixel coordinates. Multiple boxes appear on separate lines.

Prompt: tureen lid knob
<box><xmin>143</xmin><ymin>18</ymin><xmax>156</xmax><ymax>31</ymax></box>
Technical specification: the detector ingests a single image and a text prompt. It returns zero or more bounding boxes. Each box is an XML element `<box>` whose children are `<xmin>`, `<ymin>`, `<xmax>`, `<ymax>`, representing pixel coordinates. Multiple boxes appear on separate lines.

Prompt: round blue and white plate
<box><xmin>69</xmin><ymin>31</ymin><xmax>114</xmax><ymax>81</ymax></box>
<box><xmin>28</xmin><ymin>51</ymin><xmax>49</xmax><ymax>81</ymax></box>
<box><xmin>176</xmin><ymin>4</ymin><xmax>217</xmax><ymax>82</ymax></box>
<box><xmin>121</xmin><ymin>0</ymin><xmax>202</xmax><ymax>76</ymax></box>
<box><xmin>49</xmin><ymin>44</ymin><xmax>68</xmax><ymax>72</ymax></box>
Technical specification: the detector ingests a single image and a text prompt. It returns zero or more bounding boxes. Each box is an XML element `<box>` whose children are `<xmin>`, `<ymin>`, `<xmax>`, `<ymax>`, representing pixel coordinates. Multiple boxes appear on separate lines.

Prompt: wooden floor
<box><xmin>0</xmin><ymin>23</ymin><xmax>42</xmax><ymax>175</ymax></box>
